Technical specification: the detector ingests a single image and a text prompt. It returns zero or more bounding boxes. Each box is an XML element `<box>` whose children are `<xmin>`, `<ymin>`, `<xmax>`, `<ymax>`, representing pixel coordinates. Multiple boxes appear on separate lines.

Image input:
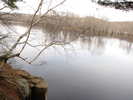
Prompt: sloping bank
<box><xmin>0</xmin><ymin>61</ymin><xmax>48</xmax><ymax>100</ymax></box>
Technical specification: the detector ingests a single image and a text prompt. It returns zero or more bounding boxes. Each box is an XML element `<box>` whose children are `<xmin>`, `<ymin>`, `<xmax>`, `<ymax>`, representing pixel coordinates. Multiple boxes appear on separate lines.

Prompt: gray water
<box><xmin>7</xmin><ymin>24</ymin><xmax>133</xmax><ymax>100</ymax></box>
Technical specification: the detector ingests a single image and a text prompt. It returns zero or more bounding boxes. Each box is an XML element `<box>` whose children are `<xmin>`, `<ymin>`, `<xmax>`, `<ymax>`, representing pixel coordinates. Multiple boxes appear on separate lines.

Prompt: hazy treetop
<box><xmin>92</xmin><ymin>0</ymin><xmax>133</xmax><ymax>11</ymax></box>
<box><xmin>1</xmin><ymin>0</ymin><xmax>23</xmax><ymax>9</ymax></box>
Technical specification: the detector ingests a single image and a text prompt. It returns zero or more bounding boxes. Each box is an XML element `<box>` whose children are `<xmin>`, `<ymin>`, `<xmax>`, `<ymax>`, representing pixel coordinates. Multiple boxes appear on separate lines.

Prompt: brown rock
<box><xmin>32</xmin><ymin>79</ymin><xmax>48</xmax><ymax>100</ymax></box>
<box><xmin>32</xmin><ymin>77</ymin><xmax>43</xmax><ymax>85</ymax></box>
<box><xmin>15</xmin><ymin>70</ymin><xmax>30</xmax><ymax>79</ymax></box>
<box><xmin>15</xmin><ymin>69</ymin><xmax>48</xmax><ymax>100</ymax></box>
<box><xmin>35</xmin><ymin>79</ymin><xmax>48</xmax><ymax>89</ymax></box>
<box><xmin>0</xmin><ymin>61</ymin><xmax>48</xmax><ymax>100</ymax></box>
<box><xmin>0</xmin><ymin>61</ymin><xmax>23</xmax><ymax>100</ymax></box>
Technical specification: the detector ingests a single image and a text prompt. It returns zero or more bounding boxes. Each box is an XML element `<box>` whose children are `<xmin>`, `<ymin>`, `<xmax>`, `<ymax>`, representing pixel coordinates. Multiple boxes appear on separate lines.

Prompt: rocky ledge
<box><xmin>0</xmin><ymin>61</ymin><xmax>48</xmax><ymax>100</ymax></box>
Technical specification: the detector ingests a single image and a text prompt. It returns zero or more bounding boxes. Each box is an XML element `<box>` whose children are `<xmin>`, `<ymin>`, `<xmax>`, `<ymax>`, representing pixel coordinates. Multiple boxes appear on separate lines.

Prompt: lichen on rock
<box><xmin>15</xmin><ymin>78</ymin><xmax>29</xmax><ymax>98</ymax></box>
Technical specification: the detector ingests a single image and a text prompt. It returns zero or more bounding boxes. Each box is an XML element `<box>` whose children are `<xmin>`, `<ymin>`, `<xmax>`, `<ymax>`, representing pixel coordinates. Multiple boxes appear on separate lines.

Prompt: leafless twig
<box><xmin>0</xmin><ymin>60</ymin><xmax>4</xmax><ymax>72</ymax></box>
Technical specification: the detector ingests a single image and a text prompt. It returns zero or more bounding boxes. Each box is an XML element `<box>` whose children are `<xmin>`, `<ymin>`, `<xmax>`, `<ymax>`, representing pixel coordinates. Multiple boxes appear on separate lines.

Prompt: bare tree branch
<box><xmin>0</xmin><ymin>60</ymin><xmax>4</xmax><ymax>72</ymax></box>
<box><xmin>29</xmin><ymin>42</ymin><xmax>54</xmax><ymax>63</ymax></box>
<box><xmin>18</xmin><ymin>0</ymin><xmax>66</xmax><ymax>56</ymax></box>
<box><xmin>0</xmin><ymin>5</ymin><xmax>8</xmax><ymax>10</ymax></box>
<box><xmin>0</xmin><ymin>0</ymin><xmax>68</xmax><ymax>64</ymax></box>
<box><xmin>27</xmin><ymin>28</ymin><xmax>88</xmax><ymax>64</ymax></box>
<box><xmin>18</xmin><ymin>56</ymin><xmax>46</xmax><ymax>66</ymax></box>
<box><xmin>19</xmin><ymin>0</ymin><xmax>44</xmax><ymax>54</ymax></box>
<box><xmin>47</xmin><ymin>0</ymin><xmax>53</xmax><ymax>11</ymax></box>
<box><xmin>0</xmin><ymin>36</ymin><xmax>8</xmax><ymax>40</ymax></box>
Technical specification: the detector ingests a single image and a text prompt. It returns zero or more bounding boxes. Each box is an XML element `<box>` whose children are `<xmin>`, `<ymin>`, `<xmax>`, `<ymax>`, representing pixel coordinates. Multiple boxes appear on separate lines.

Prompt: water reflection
<box><xmin>11</xmin><ymin>23</ymin><xmax>133</xmax><ymax>55</ymax></box>
<box><xmin>39</xmin><ymin>24</ymin><xmax>133</xmax><ymax>54</ymax></box>
<box><xmin>8</xmin><ymin>23</ymin><xmax>133</xmax><ymax>100</ymax></box>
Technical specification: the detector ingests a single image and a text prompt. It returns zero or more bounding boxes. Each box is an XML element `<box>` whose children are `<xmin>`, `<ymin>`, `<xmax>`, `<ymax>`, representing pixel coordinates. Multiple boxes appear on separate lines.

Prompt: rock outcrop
<box><xmin>15</xmin><ymin>70</ymin><xmax>48</xmax><ymax>100</ymax></box>
<box><xmin>0</xmin><ymin>61</ymin><xmax>48</xmax><ymax>100</ymax></box>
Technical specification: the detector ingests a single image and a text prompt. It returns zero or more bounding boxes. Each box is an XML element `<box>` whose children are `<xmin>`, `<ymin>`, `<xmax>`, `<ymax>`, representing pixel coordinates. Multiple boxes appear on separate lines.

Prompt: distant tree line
<box><xmin>1</xmin><ymin>12</ymin><xmax>133</xmax><ymax>35</ymax></box>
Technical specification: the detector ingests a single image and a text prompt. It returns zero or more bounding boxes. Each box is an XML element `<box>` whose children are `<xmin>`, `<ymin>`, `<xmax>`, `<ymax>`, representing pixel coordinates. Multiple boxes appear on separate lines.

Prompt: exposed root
<box><xmin>4</xmin><ymin>78</ymin><xmax>25</xmax><ymax>100</ymax></box>
<box><xmin>0</xmin><ymin>60</ymin><xmax>25</xmax><ymax>100</ymax></box>
<box><xmin>0</xmin><ymin>92</ymin><xmax>12</xmax><ymax>99</ymax></box>
<box><xmin>0</xmin><ymin>60</ymin><xmax>4</xmax><ymax>72</ymax></box>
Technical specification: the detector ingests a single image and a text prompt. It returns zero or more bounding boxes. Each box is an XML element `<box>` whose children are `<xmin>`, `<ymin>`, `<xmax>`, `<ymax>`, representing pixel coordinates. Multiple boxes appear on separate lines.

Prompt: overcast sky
<box><xmin>1</xmin><ymin>0</ymin><xmax>133</xmax><ymax>22</ymax></box>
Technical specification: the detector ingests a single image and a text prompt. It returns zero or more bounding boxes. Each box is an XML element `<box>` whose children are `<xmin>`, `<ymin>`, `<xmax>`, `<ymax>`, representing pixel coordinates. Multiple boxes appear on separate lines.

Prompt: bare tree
<box><xmin>0</xmin><ymin>0</ymin><xmax>63</xmax><ymax>62</ymax></box>
<box><xmin>1</xmin><ymin>0</ymin><xmax>132</xmax><ymax>66</ymax></box>
<box><xmin>0</xmin><ymin>0</ymin><xmax>90</xmax><ymax>67</ymax></box>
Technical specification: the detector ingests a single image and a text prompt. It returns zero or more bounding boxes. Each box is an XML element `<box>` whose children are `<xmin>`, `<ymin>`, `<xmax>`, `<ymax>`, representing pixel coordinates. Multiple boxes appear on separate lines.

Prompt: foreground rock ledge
<box><xmin>16</xmin><ymin>70</ymin><xmax>48</xmax><ymax>100</ymax></box>
<box><xmin>0</xmin><ymin>61</ymin><xmax>48</xmax><ymax>100</ymax></box>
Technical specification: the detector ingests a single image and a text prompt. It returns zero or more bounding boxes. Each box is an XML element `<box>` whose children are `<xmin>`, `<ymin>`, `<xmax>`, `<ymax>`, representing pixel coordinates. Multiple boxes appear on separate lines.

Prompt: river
<box><xmin>5</xmin><ymin>23</ymin><xmax>133</xmax><ymax>100</ymax></box>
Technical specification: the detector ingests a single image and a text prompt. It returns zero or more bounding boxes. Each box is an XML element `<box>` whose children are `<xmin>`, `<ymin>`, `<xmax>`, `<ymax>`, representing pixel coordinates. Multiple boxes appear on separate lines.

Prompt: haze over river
<box><xmin>7</xmin><ymin>23</ymin><xmax>133</xmax><ymax>100</ymax></box>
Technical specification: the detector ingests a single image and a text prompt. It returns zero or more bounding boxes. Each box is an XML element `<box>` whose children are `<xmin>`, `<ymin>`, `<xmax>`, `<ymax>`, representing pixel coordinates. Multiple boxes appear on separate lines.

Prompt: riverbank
<box><xmin>1</xmin><ymin>13</ymin><xmax>133</xmax><ymax>35</ymax></box>
<box><xmin>0</xmin><ymin>61</ymin><xmax>48</xmax><ymax>100</ymax></box>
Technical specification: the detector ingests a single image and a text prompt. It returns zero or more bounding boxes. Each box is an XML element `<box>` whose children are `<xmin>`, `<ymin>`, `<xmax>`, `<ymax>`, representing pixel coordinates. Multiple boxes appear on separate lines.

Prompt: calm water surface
<box><xmin>9</xmin><ymin>24</ymin><xmax>133</xmax><ymax>100</ymax></box>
